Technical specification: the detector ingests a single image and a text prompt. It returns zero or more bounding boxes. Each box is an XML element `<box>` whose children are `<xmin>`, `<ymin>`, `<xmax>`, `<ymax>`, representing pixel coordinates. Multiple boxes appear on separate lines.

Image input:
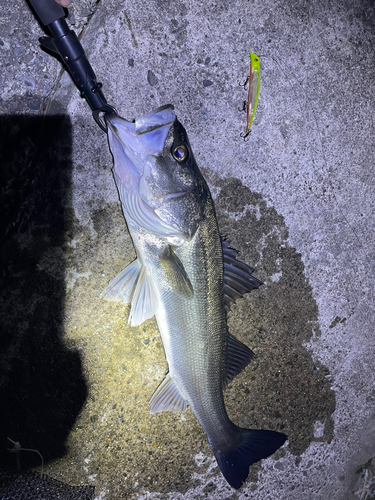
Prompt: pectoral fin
<box><xmin>158</xmin><ymin>247</ymin><xmax>194</xmax><ymax>299</ymax></box>
<box><xmin>149</xmin><ymin>373</ymin><xmax>187</xmax><ymax>414</ymax></box>
<box><xmin>128</xmin><ymin>265</ymin><xmax>158</xmax><ymax>326</ymax></box>
<box><xmin>100</xmin><ymin>259</ymin><xmax>158</xmax><ymax>327</ymax></box>
<box><xmin>100</xmin><ymin>260</ymin><xmax>140</xmax><ymax>303</ymax></box>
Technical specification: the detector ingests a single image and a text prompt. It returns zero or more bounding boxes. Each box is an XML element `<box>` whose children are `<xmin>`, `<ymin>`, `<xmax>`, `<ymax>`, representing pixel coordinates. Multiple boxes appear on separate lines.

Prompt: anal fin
<box><xmin>149</xmin><ymin>373</ymin><xmax>187</xmax><ymax>414</ymax></box>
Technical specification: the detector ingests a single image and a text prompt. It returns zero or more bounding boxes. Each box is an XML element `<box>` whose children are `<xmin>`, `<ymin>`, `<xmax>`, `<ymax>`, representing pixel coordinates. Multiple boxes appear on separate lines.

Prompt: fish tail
<box><xmin>212</xmin><ymin>428</ymin><xmax>287</xmax><ymax>489</ymax></box>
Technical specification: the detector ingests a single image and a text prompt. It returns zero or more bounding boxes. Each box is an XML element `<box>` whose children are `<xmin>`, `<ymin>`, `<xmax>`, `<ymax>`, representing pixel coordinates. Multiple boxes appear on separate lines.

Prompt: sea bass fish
<box><xmin>101</xmin><ymin>105</ymin><xmax>287</xmax><ymax>489</ymax></box>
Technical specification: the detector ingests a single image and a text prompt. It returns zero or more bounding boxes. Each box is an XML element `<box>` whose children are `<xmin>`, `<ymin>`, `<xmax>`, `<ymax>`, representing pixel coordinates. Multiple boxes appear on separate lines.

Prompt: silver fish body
<box><xmin>102</xmin><ymin>105</ymin><xmax>287</xmax><ymax>489</ymax></box>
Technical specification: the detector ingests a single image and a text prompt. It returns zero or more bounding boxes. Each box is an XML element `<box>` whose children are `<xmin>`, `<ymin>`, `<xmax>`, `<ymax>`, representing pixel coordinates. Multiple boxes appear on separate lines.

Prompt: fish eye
<box><xmin>172</xmin><ymin>145</ymin><xmax>188</xmax><ymax>162</ymax></box>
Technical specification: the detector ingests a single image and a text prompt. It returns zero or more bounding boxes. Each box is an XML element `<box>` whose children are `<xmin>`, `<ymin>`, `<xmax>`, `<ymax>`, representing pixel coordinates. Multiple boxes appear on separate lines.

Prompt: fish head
<box><xmin>107</xmin><ymin>105</ymin><xmax>208</xmax><ymax>245</ymax></box>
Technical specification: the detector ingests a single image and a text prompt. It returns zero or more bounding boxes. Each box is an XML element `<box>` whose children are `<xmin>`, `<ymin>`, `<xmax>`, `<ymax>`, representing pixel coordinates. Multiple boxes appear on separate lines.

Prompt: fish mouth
<box><xmin>106</xmin><ymin>105</ymin><xmax>176</xmax><ymax>162</ymax></box>
<box><xmin>106</xmin><ymin>104</ymin><xmax>175</xmax><ymax>135</ymax></box>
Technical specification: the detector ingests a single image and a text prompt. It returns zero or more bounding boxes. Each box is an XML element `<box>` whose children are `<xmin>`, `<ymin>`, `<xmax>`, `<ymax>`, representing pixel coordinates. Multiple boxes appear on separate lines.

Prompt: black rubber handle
<box><xmin>27</xmin><ymin>0</ymin><xmax>65</xmax><ymax>26</ymax></box>
<box><xmin>26</xmin><ymin>0</ymin><xmax>117</xmax><ymax>131</ymax></box>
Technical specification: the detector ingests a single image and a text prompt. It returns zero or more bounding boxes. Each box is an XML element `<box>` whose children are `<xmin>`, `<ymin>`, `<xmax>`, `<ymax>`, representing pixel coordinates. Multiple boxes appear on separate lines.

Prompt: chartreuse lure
<box><xmin>246</xmin><ymin>52</ymin><xmax>261</xmax><ymax>131</ymax></box>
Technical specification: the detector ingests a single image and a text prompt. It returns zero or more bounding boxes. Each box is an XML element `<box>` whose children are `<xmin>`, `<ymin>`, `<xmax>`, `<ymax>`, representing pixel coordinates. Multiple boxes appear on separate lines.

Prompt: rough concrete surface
<box><xmin>0</xmin><ymin>0</ymin><xmax>374</xmax><ymax>499</ymax></box>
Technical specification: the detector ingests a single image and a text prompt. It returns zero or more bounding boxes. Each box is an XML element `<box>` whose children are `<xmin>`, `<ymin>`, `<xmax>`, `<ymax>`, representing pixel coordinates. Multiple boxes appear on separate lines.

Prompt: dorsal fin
<box><xmin>222</xmin><ymin>238</ymin><xmax>263</xmax><ymax>311</ymax></box>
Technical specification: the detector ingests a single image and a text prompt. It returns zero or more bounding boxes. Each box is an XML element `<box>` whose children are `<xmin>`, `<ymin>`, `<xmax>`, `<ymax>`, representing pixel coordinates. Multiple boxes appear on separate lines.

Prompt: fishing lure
<box><xmin>246</xmin><ymin>52</ymin><xmax>261</xmax><ymax>131</ymax></box>
<box><xmin>240</xmin><ymin>52</ymin><xmax>261</xmax><ymax>140</ymax></box>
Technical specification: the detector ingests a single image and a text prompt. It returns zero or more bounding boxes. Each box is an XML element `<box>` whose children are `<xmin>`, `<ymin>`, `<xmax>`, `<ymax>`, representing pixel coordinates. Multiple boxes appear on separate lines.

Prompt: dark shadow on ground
<box><xmin>0</xmin><ymin>111</ymin><xmax>88</xmax><ymax>475</ymax></box>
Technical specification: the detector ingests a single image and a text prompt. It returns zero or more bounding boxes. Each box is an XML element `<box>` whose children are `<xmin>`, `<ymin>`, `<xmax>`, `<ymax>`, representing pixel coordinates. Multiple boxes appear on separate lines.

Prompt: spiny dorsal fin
<box><xmin>149</xmin><ymin>373</ymin><xmax>187</xmax><ymax>414</ymax></box>
<box><xmin>223</xmin><ymin>331</ymin><xmax>254</xmax><ymax>390</ymax></box>
<box><xmin>222</xmin><ymin>238</ymin><xmax>263</xmax><ymax>311</ymax></box>
<box><xmin>100</xmin><ymin>259</ymin><xmax>159</xmax><ymax>327</ymax></box>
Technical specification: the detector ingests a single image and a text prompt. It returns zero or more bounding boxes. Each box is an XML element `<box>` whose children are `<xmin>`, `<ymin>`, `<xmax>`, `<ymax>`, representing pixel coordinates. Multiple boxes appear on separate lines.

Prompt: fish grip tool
<box><xmin>27</xmin><ymin>0</ymin><xmax>117</xmax><ymax>132</ymax></box>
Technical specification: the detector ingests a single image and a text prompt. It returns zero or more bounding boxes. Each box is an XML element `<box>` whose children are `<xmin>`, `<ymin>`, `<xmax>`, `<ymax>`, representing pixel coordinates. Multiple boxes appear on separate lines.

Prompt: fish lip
<box><xmin>105</xmin><ymin>104</ymin><xmax>174</xmax><ymax>126</ymax></box>
<box><xmin>134</xmin><ymin>104</ymin><xmax>175</xmax><ymax>135</ymax></box>
<box><xmin>105</xmin><ymin>114</ymin><xmax>132</xmax><ymax>135</ymax></box>
<box><xmin>106</xmin><ymin>104</ymin><xmax>176</xmax><ymax>133</ymax></box>
<box><xmin>146</xmin><ymin>103</ymin><xmax>174</xmax><ymax>114</ymax></box>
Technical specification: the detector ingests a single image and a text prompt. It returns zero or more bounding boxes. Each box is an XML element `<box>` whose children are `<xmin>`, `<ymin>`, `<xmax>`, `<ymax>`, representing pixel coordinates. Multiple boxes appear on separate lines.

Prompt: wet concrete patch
<box><xmin>208</xmin><ymin>174</ymin><xmax>336</xmax><ymax>464</ymax></box>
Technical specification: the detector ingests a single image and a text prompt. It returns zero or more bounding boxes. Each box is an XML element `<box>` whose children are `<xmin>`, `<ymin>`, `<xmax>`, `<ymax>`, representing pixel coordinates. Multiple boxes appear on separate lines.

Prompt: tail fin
<box><xmin>213</xmin><ymin>429</ymin><xmax>287</xmax><ymax>489</ymax></box>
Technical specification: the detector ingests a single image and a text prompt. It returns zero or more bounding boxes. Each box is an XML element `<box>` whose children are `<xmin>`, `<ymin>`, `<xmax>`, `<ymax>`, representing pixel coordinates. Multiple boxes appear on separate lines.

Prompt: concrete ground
<box><xmin>0</xmin><ymin>0</ymin><xmax>374</xmax><ymax>499</ymax></box>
